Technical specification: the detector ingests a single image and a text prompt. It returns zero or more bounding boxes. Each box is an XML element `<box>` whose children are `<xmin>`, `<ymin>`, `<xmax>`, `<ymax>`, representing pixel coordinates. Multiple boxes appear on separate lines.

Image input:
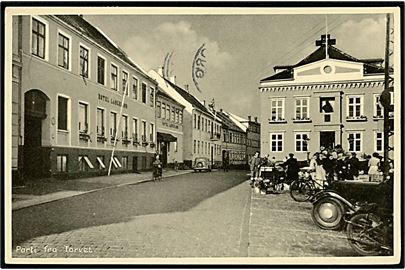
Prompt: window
<box><xmin>78</xmin><ymin>102</ymin><xmax>88</xmax><ymax>133</ymax></box>
<box><xmin>58</xmin><ymin>33</ymin><xmax>70</xmax><ymax>69</ymax></box>
<box><xmin>374</xmin><ymin>94</ymin><xmax>383</xmax><ymax>117</ymax></box>
<box><xmin>347</xmin><ymin>96</ymin><xmax>363</xmax><ymax>118</ymax></box>
<box><xmin>174</xmin><ymin>141</ymin><xmax>178</xmax><ymax>152</ymax></box>
<box><xmin>110</xmin><ymin>64</ymin><xmax>118</xmax><ymax>91</ymax></box>
<box><xmin>270</xmin><ymin>133</ymin><xmax>283</xmax><ymax>152</ymax></box>
<box><xmin>166</xmin><ymin>105</ymin><xmax>170</xmax><ymax>120</ymax></box>
<box><xmin>375</xmin><ymin>132</ymin><xmax>383</xmax><ymax>152</ymax></box>
<box><xmin>56</xmin><ymin>155</ymin><xmax>68</xmax><ymax>172</ymax></box>
<box><xmin>348</xmin><ymin>132</ymin><xmax>362</xmax><ymax>152</ymax></box>
<box><xmin>79</xmin><ymin>46</ymin><xmax>89</xmax><ymax>78</ymax></box>
<box><xmin>32</xmin><ymin>18</ymin><xmax>46</xmax><ymax>59</ymax></box>
<box><xmin>122</xmin><ymin>71</ymin><xmax>129</xmax><ymax>96</ymax></box>
<box><xmin>198</xmin><ymin>115</ymin><xmax>201</xmax><ymax>130</ymax></box>
<box><xmin>194</xmin><ymin>140</ymin><xmax>196</xmax><ymax>154</ymax></box>
<box><xmin>142</xmin><ymin>121</ymin><xmax>147</xmax><ymax>141</ymax></box>
<box><xmin>295</xmin><ymin>133</ymin><xmax>309</xmax><ymax>152</ymax></box>
<box><xmin>150</xmin><ymin>87</ymin><xmax>155</xmax><ymax>107</ymax></box>
<box><xmin>171</xmin><ymin>107</ymin><xmax>175</xmax><ymax>122</ymax></box>
<box><xmin>132</xmin><ymin>77</ymin><xmax>138</xmax><ymax>99</ymax></box>
<box><xmin>122</xmin><ymin>156</ymin><xmax>128</xmax><ymax>169</ymax></box>
<box><xmin>96</xmin><ymin>108</ymin><xmax>105</xmax><ymax>136</ymax></box>
<box><xmin>110</xmin><ymin>112</ymin><xmax>117</xmax><ymax>137</ymax></box>
<box><xmin>150</xmin><ymin>123</ymin><xmax>154</xmax><ymax>142</ymax></box>
<box><xmin>270</xmin><ymin>98</ymin><xmax>285</xmax><ymax>121</ymax></box>
<box><xmin>132</xmin><ymin>118</ymin><xmax>138</xmax><ymax>141</ymax></box>
<box><xmin>97</xmin><ymin>156</ymin><xmax>105</xmax><ymax>170</ymax></box>
<box><xmin>156</xmin><ymin>101</ymin><xmax>161</xmax><ymax>118</ymax></box>
<box><xmin>295</xmin><ymin>98</ymin><xmax>309</xmax><ymax>119</ymax></box>
<box><xmin>58</xmin><ymin>96</ymin><xmax>68</xmax><ymax>131</ymax></box>
<box><xmin>194</xmin><ymin>114</ymin><xmax>197</xmax><ymax>129</ymax></box>
<box><xmin>197</xmin><ymin>141</ymin><xmax>200</xmax><ymax>154</ymax></box>
<box><xmin>162</xmin><ymin>103</ymin><xmax>166</xmax><ymax>119</ymax></box>
<box><xmin>122</xmin><ymin>115</ymin><xmax>128</xmax><ymax>139</ymax></box>
<box><xmin>141</xmin><ymin>83</ymin><xmax>147</xmax><ymax>103</ymax></box>
<box><xmin>97</xmin><ymin>56</ymin><xmax>105</xmax><ymax>85</ymax></box>
<box><xmin>175</xmin><ymin>109</ymin><xmax>179</xmax><ymax>123</ymax></box>
<box><xmin>78</xmin><ymin>155</ymin><xmax>94</xmax><ymax>171</ymax></box>
<box><xmin>179</xmin><ymin>111</ymin><xmax>183</xmax><ymax>124</ymax></box>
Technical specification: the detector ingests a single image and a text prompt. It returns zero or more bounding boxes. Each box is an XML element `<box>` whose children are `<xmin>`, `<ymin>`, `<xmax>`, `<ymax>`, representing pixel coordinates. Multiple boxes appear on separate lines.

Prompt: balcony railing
<box><xmin>269</xmin><ymin>117</ymin><xmax>287</xmax><ymax>123</ymax></box>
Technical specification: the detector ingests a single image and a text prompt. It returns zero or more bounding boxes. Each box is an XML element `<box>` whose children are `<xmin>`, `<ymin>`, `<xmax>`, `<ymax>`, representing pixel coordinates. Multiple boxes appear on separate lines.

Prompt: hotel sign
<box><xmin>98</xmin><ymin>94</ymin><xmax>127</xmax><ymax>109</ymax></box>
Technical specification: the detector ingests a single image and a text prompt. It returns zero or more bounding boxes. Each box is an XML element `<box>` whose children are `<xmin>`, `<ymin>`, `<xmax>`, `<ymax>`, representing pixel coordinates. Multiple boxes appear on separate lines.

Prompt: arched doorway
<box><xmin>23</xmin><ymin>90</ymin><xmax>50</xmax><ymax>178</ymax></box>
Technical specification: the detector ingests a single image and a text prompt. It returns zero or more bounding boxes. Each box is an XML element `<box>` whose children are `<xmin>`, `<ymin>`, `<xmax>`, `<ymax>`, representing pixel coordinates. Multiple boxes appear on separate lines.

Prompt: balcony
<box><xmin>292</xmin><ymin>117</ymin><xmax>312</xmax><ymax>123</ymax></box>
<box><xmin>346</xmin><ymin>115</ymin><xmax>367</xmax><ymax>122</ymax></box>
<box><xmin>269</xmin><ymin>117</ymin><xmax>287</xmax><ymax>124</ymax></box>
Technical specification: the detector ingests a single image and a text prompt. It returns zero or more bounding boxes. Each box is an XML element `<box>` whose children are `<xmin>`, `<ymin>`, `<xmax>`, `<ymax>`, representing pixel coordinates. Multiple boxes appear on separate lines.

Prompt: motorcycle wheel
<box><xmin>346</xmin><ymin>213</ymin><xmax>384</xmax><ymax>256</ymax></box>
<box><xmin>290</xmin><ymin>180</ymin><xmax>312</xmax><ymax>202</ymax></box>
<box><xmin>311</xmin><ymin>197</ymin><xmax>344</xmax><ymax>230</ymax></box>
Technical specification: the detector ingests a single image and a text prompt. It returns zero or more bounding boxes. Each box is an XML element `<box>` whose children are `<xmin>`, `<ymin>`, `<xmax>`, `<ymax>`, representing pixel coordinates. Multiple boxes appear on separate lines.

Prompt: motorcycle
<box><xmin>256</xmin><ymin>165</ymin><xmax>286</xmax><ymax>194</ymax></box>
<box><xmin>345</xmin><ymin>202</ymin><xmax>393</xmax><ymax>256</ymax></box>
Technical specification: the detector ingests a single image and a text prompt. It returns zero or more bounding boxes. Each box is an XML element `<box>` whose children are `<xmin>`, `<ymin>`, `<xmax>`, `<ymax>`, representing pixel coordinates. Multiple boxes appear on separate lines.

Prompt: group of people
<box><xmin>249</xmin><ymin>145</ymin><xmax>386</xmax><ymax>186</ymax></box>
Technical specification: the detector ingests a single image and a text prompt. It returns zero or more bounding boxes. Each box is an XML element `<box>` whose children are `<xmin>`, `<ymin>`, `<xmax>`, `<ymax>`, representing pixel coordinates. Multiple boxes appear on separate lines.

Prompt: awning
<box><xmin>157</xmin><ymin>132</ymin><xmax>177</xmax><ymax>142</ymax></box>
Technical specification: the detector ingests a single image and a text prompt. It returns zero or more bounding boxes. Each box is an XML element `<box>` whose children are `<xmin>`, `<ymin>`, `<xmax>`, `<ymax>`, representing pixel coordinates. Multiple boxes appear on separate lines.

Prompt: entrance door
<box><xmin>23</xmin><ymin>115</ymin><xmax>43</xmax><ymax>178</ymax></box>
<box><xmin>161</xmin><ymin>143</ymin><xmax>168</xmax><ymax>167</ymax></box>
<box><xmin>132</xmin><ymin>156</ymin><xmax>138</xmax><ymax>172</ymax></box>
<box><xmin>320</xmin><ymin>131</ymin><xmax>335</xmax><ymax>149</ymax></box>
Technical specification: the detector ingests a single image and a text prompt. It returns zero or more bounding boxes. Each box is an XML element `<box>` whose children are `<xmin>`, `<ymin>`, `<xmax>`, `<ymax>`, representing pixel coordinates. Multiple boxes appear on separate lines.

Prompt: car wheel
<box><xmin>311</xmin><ymin>197</ymin><xmax>345</xmax><ymax>230</ymax></box>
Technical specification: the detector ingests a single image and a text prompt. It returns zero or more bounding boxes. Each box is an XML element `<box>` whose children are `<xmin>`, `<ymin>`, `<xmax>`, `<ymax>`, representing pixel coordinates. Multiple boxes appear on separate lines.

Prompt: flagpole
<box><xmin>108</xmin><ymin>80</ymin><xmax>128</xmax><ymax>176</ymax></box>
<box><xmin>325</xmin><ymin>15</ymin><xmax>328</xmax><ymax>59</ymax></box>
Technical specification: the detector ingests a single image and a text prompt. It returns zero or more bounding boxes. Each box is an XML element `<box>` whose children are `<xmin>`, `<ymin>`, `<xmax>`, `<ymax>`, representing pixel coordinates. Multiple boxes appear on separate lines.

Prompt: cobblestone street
<box><xmin>12</xmin><ymin>171</ymin><xmax>357</xmax><ymax>259</ymax></box>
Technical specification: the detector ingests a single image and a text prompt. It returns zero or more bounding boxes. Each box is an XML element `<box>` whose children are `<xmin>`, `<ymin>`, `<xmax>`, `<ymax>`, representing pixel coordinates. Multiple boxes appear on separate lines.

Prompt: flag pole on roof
<box><xmin>325</xmin><ymin>15</ymin><xmax>329</xmax><ymax>59</ymax></box>
<box><xmin>107</xmin><ymin>79</ymin><xmax>129</xmax><ymax>176</ymax></box>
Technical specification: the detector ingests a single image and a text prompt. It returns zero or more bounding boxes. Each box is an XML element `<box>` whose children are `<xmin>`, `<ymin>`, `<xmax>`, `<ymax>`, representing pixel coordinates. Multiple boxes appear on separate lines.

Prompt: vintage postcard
<box><xmin>2</xmin><ymin>3</ymin><xmax>402</xmax><ymax>266</ymax></box>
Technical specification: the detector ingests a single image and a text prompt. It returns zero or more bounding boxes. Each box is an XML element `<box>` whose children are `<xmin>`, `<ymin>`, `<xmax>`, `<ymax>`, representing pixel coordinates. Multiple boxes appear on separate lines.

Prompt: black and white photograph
<box><xmin>2</xmin><ymin>3</ymin><xmax>402</xmax><ymax>266</ymax></box>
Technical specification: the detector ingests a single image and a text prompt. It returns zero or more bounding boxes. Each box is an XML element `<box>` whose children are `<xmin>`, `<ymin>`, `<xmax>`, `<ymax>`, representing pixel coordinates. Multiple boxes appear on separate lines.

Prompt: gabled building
<box><xmin>149</xmin><ymin>70</ymin><xmax>223</xmax><ymax>168</ymax></box>
<box><xmin>11</xmin><ymin>15</ymin><xmax>158</xmax><ymax>182</ymax></box>
<box><xmin>259</xmin><ymin>34</ymin><xmax>393</xmax><ymax>161</ymax></box>
<box><xmin>216</xmin><ymin>109</ymin><xmax>247</xmax><ymax>168</ymax></box>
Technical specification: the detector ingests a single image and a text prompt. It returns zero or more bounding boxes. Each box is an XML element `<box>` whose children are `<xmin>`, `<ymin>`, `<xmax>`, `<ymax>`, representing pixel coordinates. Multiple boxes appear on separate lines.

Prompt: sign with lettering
<box><xmin>162</xmin><ymin>120</ymin><xmax>179</xmax><ymax>129</ymax></box>
<box><xmin>98</xmin><ymin>94</ymin><xmax>127</xmax><ymax>109</ymax></box>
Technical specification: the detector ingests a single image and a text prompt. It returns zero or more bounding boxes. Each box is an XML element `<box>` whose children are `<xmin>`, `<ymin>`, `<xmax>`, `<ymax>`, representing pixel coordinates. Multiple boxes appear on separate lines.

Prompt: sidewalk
<box><xmin>12</xmin><ymin>169</ymin><xmax>192</xmax><ymax>211</ymax></box>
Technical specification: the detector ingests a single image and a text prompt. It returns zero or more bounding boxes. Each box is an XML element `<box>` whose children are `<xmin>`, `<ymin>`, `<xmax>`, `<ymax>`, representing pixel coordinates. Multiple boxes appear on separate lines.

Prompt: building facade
<box><xmin>155</xmin><ymin>89</ymin><xmax>185</xmax><ymax>167</ymax></box>
<box><xmin>149</xmin><ymin>70</ymin><xmax>223</xmax><ymax>168</ymax></box>
<box><xmin>259</xmin><ymin>35</ymin><xmax>393</xmax><ymax>161</ymax></box>
<box><xmin>217</xmin><ymin>110</ymin><xmax>247</xmax><ymax>168</ymax></box>
<box><xmin>12</xmin><ymin>15</ymin><xmax>158</xmax><ymax>182</ymax></box>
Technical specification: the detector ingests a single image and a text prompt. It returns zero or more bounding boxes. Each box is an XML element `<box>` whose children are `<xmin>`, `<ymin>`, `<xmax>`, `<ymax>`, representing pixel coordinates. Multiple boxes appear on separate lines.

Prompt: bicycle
<box><xmin>289</xmin><ymin>167</ymin><xmax>328</xmax><ymax>202</ymax></box>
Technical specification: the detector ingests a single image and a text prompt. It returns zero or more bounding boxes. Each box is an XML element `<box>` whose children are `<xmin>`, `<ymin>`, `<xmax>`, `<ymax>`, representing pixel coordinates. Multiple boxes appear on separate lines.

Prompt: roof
<box><xmin>216</xmin><ymin>110</ymin><xmax>245</xmax><ymax>133</ymax></box>
<box><xmin>157</xmin><ymin>88</ymin><xmax>185</xmax><ymax>108</ymax></box>
<box><xmin>164</xmin><ymin>79</ymin><xmax>217</xmax><ymax>118</ymax></box>
<box><xmin>260</xmin><ymin>45</ymin><xmax>385</xmax><ymax>82</ymax></box>
<box><xmin>54</xmin><ymin>15</ymin><xmax>152</xmax><ymax>80</ymax></box>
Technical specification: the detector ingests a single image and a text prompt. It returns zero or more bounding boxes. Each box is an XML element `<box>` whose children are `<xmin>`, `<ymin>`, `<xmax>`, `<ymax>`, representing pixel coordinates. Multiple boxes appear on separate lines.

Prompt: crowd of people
<box><xmin>249</xmin><ymin>144</ymin><xmax>389</xmax><ymax>186</ymax></box>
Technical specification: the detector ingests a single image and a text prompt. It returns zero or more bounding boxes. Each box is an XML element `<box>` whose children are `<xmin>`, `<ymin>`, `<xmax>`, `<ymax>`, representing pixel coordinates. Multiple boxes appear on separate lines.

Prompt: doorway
<box><xmin>132</xmin><ymin>156</ymin><xmax>138</xmax><ymax>172</ymax></box>
<box><xmin>23</xmin><ymin>90</ymin><xmax>48</xmax><ymax>178</ymax></box>
<box><xmin>161</xmin><ymin>143</ymin><xmax>168</xmax><ymax>167</ymax></box>
<box><xmin>320</xmin><ymin>131</ymin><xmax>335</xmax><ymax>149</ymax></box>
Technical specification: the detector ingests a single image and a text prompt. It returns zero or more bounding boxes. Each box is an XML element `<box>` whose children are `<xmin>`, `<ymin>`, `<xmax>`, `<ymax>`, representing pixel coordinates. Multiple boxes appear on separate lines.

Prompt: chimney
<box><xmin>248</xmin><ymin>116</ymin><xmax>251</xmax><ymax>121</ymax></box>
<box><xmin>157</xmin><ymin>67</ymin><xmax>163</xmax><ymax>76</ymax></box>
<box><xmin>169</xmin><ymin>76</ymin><xmax>176</xmax><ymax>84</ymax></box>
<box><xmin>203</xmin><ymin>100</ymin><xmax>206</xmax><ymax>106</ymax></box>
<box><xmin>254</xmin><ymin>117</ymin><xmax>258</xmax><ymax>123</ymax></box>
<box><xmin>185</xmin><ymin>84</ymin><xmax>189</xmax><ymax>91</ymax></box>
<box><xmin>220</xmin><ymin>108</ymin><xmax>223</xmax><ymax>112</ymax></box>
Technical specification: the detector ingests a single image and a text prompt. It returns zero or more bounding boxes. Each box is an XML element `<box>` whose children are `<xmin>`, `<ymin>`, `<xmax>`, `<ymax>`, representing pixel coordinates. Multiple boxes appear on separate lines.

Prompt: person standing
<box><xmin>284</xmin><ymin>153</ymin><xmax>300</xmax><ymax>184</ymax></box>
<box><xmin>314</xmin><ymin>153</ymin><xmax>327</xmax><ymax>185</ymax></box>
<box><xmin>368</xmin><ymin>152</ymin><xmax>381</xmax><ymax>182</ymax></box>
<box><xmin>153</xmin><ymin>154</ymin><xmax>163</xmax><ymax>181</ymax></box>
<box><xmin>249</xmin><ymin>151</ymin><xmax>261</xmax><ymax>186</ymax></box>
<box><xmin>346</xmin><ymin>152</ymin><xmax>360</xmax><ymax>180</ymax></box>
<box><xmin>335</xmin><ymin>153</ymin><xmax>346</xmax><ymax>181</ymax></box>
<box><xmin>223</xmin><ymin>152</ymin><xmax>229</xmax><ymax>172</ymax></box>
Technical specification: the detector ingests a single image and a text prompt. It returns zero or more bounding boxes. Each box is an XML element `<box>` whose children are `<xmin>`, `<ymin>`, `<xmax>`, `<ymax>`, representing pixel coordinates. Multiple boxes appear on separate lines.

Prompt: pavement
<box><xmin>12</xmin><ymin>169</ymin><xmax>193</xmax><ymax>211</ymax></box>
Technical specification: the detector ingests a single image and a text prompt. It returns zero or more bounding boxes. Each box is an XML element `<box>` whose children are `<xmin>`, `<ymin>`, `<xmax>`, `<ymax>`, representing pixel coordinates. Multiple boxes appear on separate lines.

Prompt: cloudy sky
<box><xmin>85</xmin><ymin>11</ymin><xmax>386</xmax><ymax>120</ymax></box>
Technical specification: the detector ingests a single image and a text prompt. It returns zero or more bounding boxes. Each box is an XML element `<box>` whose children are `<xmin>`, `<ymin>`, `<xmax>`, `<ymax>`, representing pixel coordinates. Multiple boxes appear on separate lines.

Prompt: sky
<box><xmin>85</xmin><ymin>12</ymin><xmax>387</xmax><ymax>121</ymax></box>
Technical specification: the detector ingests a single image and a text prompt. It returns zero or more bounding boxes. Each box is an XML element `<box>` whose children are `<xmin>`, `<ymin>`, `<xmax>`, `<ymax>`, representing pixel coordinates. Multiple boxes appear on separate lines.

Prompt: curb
<box><xmin>12</xmin><ymin>170</ymin><xmax>192</xmax><ymax>211</ymax></box>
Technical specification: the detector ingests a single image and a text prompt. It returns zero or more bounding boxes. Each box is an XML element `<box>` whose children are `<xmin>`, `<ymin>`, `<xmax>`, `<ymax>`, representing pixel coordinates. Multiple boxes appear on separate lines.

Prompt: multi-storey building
<box><xmin>11</xmin><ymin>15</ymin><xmax>158</xmax><ymax>182</ymax></box>
<box><xmin>155</xmin><ymin>88</ymin><xmax>185</xmax><ymax>167</ymax></box>
<box><xmin>228</xmin><ymin>113</ymin><xmax>261</xmax><ymax>165</ymax></box>
<box><xmin>217</xmin><ymin>109</ymin><xmax>247</xmax><ymax>168</ymax></box>
<box><xmin>259</xmin><ymin>35</ymin><xmax>393</xmax><ymax>161</ymax></box>
<box><xmin>149</xmin><ymin>70</ymin><xmax>223</xmax><ymax>168</ymax></box>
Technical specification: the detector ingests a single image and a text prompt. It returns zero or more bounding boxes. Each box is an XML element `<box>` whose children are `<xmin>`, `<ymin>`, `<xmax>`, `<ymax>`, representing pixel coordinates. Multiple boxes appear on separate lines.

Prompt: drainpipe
<box><xmin>339</xmin><ymin>91</ymin><xmax>344</xmax><ymax>146</ymax></box>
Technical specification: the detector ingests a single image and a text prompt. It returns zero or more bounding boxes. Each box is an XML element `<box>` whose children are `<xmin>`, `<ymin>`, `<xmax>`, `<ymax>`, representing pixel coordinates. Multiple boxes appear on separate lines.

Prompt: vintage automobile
<box><xmin>192</xmin><ymin>157</ymin><xmax>212</xmax><ymax>172</ymax></box>
<box><xmin>310</xmin><ymin>175</ymin><xmax>393</xmax><ymax>230</ymax></box>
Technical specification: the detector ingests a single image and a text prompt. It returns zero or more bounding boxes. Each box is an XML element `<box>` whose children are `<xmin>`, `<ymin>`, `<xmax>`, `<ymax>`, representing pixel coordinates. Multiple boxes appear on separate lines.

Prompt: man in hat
<box><xmin>284</xmin><ymin>153</ymin><xmax>300</xmax><ymax>184</ymax></box>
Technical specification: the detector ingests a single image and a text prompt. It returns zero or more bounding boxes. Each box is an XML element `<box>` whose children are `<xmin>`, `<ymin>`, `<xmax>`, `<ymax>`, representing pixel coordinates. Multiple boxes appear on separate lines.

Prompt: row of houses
<box><xmin>11</xmin><ymin>14</ymin><xmax>260</xmax><ymax>184</ymax></box>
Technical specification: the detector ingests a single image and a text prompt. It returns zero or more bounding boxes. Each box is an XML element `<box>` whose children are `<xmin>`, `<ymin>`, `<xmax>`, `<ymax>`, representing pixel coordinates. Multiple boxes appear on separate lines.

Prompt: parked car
<box><xmin>193</xmin><ymin>157</ymin><xmax>212</xmax><ymax>172</ymax></box>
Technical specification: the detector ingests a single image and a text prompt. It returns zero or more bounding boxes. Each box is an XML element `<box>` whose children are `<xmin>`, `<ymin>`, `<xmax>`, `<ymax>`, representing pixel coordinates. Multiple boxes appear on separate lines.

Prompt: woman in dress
<box><xmin>368</xmin><ymin>152</ymin><xmax>381</xmax><ymax>182</ymax></box>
